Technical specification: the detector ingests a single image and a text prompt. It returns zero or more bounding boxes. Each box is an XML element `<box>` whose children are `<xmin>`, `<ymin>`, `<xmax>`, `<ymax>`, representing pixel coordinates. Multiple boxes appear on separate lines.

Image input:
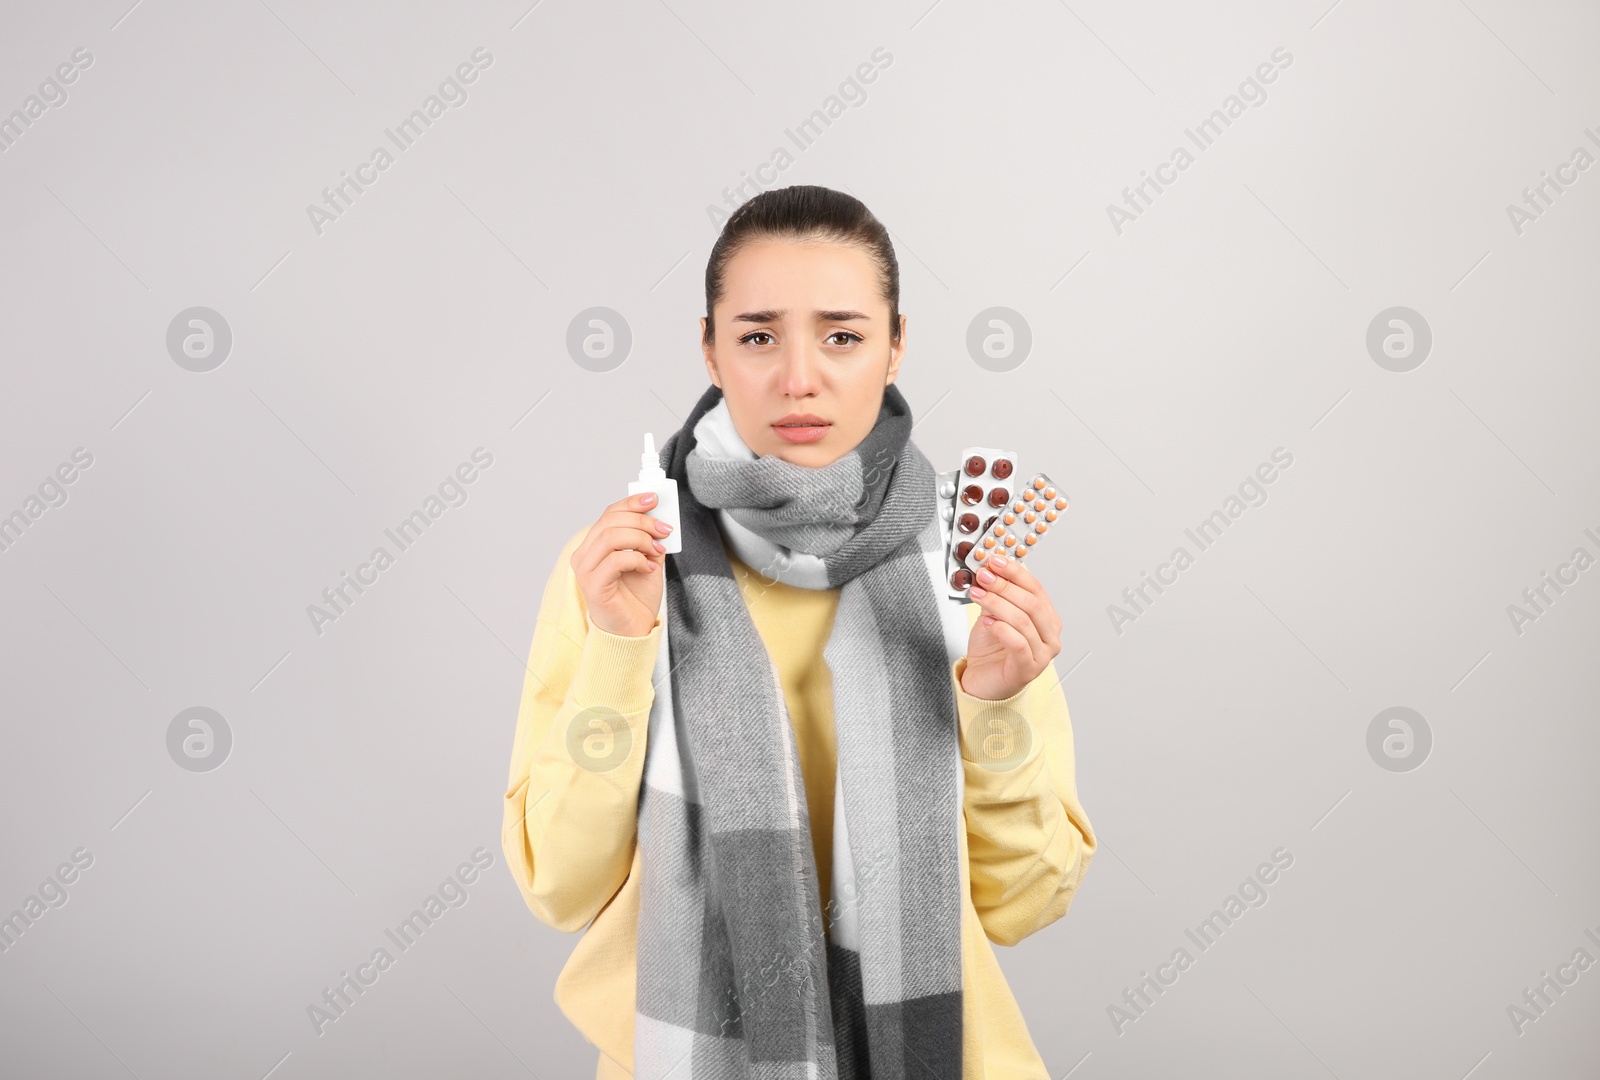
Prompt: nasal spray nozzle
<box><xmin>627</xmin><ymin>432</ymin><xmax>681</xmax><ymax>555</ymax></box>
<box><xmin>637</xmin><ymin>433</ymin><xmax>665</xmax><ymax>479</ymax></box>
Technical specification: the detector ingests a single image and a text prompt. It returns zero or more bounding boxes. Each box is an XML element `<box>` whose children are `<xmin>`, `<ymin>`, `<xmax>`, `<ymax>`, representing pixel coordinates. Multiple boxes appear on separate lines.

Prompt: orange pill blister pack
<box><xmin>936</xmin><ymin>447</ymin><xmax>1068</xmax><ymax>602</ymax></box>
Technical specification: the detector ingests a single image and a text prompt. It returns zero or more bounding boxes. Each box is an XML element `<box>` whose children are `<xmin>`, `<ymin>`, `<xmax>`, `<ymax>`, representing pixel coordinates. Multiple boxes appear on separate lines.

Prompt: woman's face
<box><xmin>701</xmin><ymin>237</ymin><xmax>906</xmax><ymax>468</ymax></box>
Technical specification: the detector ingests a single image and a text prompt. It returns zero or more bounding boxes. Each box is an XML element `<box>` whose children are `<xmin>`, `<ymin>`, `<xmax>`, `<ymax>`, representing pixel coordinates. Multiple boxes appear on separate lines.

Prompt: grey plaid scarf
<box><xmin>634</xmin><ymin>382</ymin><xmax>969</xmax><ymax>1078</ymax></box>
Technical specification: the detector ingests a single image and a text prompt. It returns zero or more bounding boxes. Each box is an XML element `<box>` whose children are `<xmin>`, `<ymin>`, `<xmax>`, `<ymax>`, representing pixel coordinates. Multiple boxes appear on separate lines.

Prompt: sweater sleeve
<box><xmin>951</xmin><ymin>605</ymin><xmax>1097</xmax><ymax>947</ymax></box>
<box><xmin>501</xmin><ymin>526</ymin><xmax>662</xmax><ymax>933</ymax></box>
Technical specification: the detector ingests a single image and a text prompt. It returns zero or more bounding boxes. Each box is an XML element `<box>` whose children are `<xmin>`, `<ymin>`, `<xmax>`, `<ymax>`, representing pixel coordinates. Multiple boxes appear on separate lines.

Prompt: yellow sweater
<box><xmin>502</xmin><ymin>526</ymin><xmax>1097</xmax><ymax>1078</ymax></box>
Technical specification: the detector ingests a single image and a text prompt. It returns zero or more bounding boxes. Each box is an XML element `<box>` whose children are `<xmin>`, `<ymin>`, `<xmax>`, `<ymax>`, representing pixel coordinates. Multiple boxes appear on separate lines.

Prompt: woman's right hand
<box><xmin>571</xmin><ymin>492</ymin><xmax>673</xmax><ymax>637</ymax></box>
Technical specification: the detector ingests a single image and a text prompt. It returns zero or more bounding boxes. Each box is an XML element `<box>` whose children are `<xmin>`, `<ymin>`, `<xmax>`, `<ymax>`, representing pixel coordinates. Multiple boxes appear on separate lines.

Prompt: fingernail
<box><xmin>641</xmin><ymin>493</ymin><xmax>657</xmax><ymax>504</ymax></box>
<box><xmin>652</xmin><ymin>540</ymin><xmax>667</xmax><ymax>552</ymax></box>
<box><xmin>976</xmin><ymin>568</ymin><xmax>995</xmax><ymax>585</ymax></box>
<box><xmin>991</xmin><ymin>554</ymin><xmax>1008</xmax><ymax>567</ymax></box>
<box><xmin>969</xmin><ymin>585</ymin><xmax>987</xmax><ymax>598</ymax></box>
<box><xmin>659</xmin><ymin>521</ymin><xmax>674</xmax><ymax>533</ymax></box>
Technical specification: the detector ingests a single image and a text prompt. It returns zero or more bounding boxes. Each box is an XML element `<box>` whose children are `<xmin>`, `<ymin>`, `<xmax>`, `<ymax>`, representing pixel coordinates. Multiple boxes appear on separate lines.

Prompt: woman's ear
<box><xmin>885</xmin><ymin>313</ymin><xmax>907</xmax><ymax>385</ymax></box>
<box><xmin>701</xmin><ymin>317</ymin><xmax>721</xmax><ymax>387</ymax></box>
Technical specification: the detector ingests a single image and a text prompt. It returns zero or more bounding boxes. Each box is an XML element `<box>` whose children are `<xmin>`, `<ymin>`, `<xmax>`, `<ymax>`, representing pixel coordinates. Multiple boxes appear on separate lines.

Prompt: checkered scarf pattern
<box><xmin>632</xmin><ymin>382</ymin><xmax>967</xmax><ymax>1078</ymax></box>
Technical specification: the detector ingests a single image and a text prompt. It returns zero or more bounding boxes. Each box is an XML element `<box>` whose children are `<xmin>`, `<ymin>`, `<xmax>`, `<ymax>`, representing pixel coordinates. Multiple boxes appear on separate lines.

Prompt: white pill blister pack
<box><xmin>937</xmin><ymin>446</ymin><xmax>1068</xmax><ymax>602</ymax></box>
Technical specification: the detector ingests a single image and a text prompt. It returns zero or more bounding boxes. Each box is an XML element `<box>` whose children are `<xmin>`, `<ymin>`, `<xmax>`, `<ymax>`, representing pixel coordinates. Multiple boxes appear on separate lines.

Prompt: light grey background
<box><xmin>2</xmin><ymin>0</ymin><xmax>1596</xmax><ymax>1077</ymax></box>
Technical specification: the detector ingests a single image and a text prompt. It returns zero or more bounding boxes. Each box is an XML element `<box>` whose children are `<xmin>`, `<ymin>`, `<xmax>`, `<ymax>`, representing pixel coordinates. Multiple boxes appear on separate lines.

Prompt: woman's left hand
<box><xmin>959</xmin><ymin>552</ymin><xmax>1063</xmax><ymax>701</ymax></box>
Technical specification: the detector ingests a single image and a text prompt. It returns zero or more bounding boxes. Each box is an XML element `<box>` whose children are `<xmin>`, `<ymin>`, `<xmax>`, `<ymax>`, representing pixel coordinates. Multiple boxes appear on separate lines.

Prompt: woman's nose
<box><xmin>776</xmin><ymin>345</ymin><xmax>823</xmax><ymax>397</ymax></box>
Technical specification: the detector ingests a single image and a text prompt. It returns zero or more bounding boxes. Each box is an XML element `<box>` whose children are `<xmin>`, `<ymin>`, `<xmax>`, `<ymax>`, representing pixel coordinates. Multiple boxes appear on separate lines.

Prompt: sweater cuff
<box><xmin>951</xmin><ymin>656</ymin><xmax>1044</xmax><ymax>770</ymax></box>
<box><xmin>568</xmin><ymin>613</ymin><xmax>663</xmax><ymax>716</ymax></box>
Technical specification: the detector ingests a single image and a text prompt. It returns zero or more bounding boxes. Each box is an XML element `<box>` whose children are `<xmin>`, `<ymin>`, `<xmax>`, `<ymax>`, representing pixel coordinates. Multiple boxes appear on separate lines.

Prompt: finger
<box><xmin>605</xmin><ymin>514</ymin><xmax>676</xmax><ymax>554</ymax></box>
<box><xmin>600</xmin><ymin>491</ymin><xmax>662</xmax><ymax>517</ymax></box>
<box><xmin>596</xmin><ymin>546</ymin><xmax>659</xmax><ymax>582</ymax></box>
<box><xmin>591</xmin><ymin>509</ymin><xmax>673</xmax><ymax>545</ymax></box>
<box><xmin>980</xmin><ymin>612</ymin><xmax>1033</xmax><ymax>657</ymax></box>
<box><xmin>968</xmin><ymin>582</ymin><xmax>1048</xmax><ymax>665</ymax></box>
<box><xmin>973</xmin><ymin>611</ymin><xmax>1037</xmax><ymax>679</ymax></box>
<box><xmin>579</xmin><ymin>494</ymin><xmax>670</xmax><ymax>552</ymax></box>
<box><xmin>979</xmin><ymin>554</ymin><xmax>1062</xmax><ymax>646</ymax></box>
<box><xmin>574</xmin><ymin>522</ymin><xmax>668</xmax><ymax>578</ymax></box>
<box><xmin>978</xmin><ymin>552</ymin><xmax>1040</xmax><ymax>598</ymax></box>
<box><xmin>974</xmin><ymin>556</ymin><xmax>1044</xmax><ymax>622</ymax></box>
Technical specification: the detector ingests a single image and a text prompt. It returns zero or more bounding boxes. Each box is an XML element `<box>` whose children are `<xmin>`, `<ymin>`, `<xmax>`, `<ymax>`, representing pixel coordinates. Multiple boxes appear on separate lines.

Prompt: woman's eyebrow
<box><xmin>731</xmin><ymin>309</ymin><xmax>873</xmax><ymax>323</ymax></box>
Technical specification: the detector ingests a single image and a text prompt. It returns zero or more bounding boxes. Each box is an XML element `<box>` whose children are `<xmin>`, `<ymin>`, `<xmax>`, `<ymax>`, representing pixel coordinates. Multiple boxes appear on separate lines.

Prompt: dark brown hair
<box><xmin>702</xmin><ymin>185</ymin><xmax>901</xmax><ymax>347</ymax></box>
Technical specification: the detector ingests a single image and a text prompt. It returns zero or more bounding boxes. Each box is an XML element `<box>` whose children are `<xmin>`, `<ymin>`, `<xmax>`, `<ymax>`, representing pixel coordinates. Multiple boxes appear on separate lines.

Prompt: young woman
<box><xmin>502</xmin><ymin>185</ymin><xmax>1096</xmax><ymax>1078</ymax></box>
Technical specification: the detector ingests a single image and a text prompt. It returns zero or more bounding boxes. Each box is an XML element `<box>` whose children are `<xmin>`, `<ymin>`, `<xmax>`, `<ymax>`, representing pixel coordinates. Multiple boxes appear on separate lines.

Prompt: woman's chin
<box><xmin>762</xmin><ymin>444</ymin><xmax>842</xmax><ymax>468</ymax></box>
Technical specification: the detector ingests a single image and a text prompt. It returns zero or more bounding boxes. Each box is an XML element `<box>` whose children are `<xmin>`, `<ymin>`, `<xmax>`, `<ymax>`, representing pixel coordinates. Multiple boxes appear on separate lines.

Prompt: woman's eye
<box><xmin>828</xmin><ymin>331</ymin><xmax>863</xmax><ymax>346</ymax></box>
<box><xmin>739</xmin><ymin>332</ymin><xmax>774</xmax><ymax>347</ymax></box>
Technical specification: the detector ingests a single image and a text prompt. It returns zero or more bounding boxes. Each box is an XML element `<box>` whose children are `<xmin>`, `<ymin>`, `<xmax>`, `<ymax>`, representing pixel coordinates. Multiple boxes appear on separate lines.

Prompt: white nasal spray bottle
<box><xmin>628</xmin><ymin>432</ymin><xmax>681</xmax><ymax>554</ymax></box>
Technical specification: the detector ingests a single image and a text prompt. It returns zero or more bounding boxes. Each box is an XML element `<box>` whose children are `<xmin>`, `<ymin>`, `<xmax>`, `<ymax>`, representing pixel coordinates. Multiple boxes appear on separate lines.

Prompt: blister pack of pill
<box><xmin>937</xmin><ymin>447</ymin><xmax>1067</xmax><ymax>601</ymax></box>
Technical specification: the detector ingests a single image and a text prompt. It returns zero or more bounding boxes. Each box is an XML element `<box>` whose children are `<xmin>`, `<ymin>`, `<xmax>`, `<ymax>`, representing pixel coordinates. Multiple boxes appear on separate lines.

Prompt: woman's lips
<box><xmin>772</xmin><ymin>422</ymin><xmax>831</xmax><ymax>444</ymax></box>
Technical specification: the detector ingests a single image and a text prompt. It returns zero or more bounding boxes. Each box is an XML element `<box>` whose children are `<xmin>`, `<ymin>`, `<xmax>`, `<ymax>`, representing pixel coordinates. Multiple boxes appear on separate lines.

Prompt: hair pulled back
<box><xmin>703</xmin><ymin>185</ymin><xmax>901</xmax><ymax>347</ymax></box>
